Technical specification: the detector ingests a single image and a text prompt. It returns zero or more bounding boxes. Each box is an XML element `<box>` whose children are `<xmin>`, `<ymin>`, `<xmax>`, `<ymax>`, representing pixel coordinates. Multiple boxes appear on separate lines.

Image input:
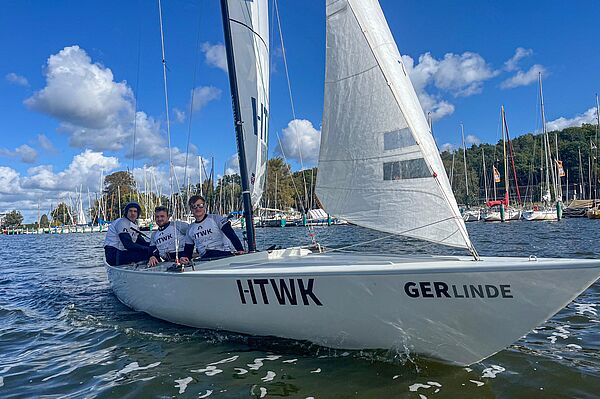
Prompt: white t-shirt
<box><xmin>150</xmin><ymin>221</ymin><xmax>189</xmax><ymax>258</ymax></box>
<box><xmin>104</xmin><ymin>217</ymin><xmax>140</xmax><ymax>251</ymax></box>
<box><xmin>184</xmin><ymin>214</ymin><xmax>233</xmax><ymax>256</ymax></box>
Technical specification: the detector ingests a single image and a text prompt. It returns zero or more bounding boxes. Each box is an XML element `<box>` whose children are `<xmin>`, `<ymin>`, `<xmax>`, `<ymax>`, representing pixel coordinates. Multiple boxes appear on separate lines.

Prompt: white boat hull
<box><xmin>106</xmin><ymin>249</ymin><xmax>600</xmax><ymax>366</ymax></box>
<box><xmin>462</xmin><ymin>209</ymin><xmax>481</xmax><ymax>222</ymax></box>
<box><xmin>483</xmin><ymin>209</ymin><xmax>522</xmax><ymax>222</ymax></box>
<box><xmin>522</xmin><ymin>209</ymin><xmax>558</xmax><ymax>221</ymax></box>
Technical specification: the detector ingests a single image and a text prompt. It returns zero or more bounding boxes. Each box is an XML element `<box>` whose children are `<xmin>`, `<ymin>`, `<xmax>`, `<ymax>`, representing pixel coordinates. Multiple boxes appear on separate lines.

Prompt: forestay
<box><xmin>224</xmin><ymin>0</ymin><xmax>270</xmax><ymax>207</ymax></box>
<box><xmin>316</xmin><ymin>0</ymin><xmax>472</xmax><ymax>249</ymax></box>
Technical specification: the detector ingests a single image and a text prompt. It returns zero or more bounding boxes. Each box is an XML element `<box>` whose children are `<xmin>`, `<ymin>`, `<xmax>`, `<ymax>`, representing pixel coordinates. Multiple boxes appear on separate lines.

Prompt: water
<box><xmin>1</xmin><ymin>219</ymin><xmax>599</xmax><ymax>398</ymax></box>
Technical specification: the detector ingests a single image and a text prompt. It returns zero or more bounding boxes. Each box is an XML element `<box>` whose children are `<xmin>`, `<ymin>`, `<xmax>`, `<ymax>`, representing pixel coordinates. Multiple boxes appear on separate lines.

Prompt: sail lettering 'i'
<box><xmin>222</xmin><ymin>0</ymin><xmax>270</xmax><ymax>209</ymax></box>
<box><xmin>316</xmin><ymin>0</ymin><xmax>474</xmax><ymax>252</ymax></box>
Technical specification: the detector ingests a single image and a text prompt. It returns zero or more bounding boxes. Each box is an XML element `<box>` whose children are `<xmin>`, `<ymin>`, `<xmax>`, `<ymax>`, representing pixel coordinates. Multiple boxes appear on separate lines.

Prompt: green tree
<box><xmin>4</xmin><ymin>210</ymin><xmax>24</xmax><ymax>227</ymax></box>
<box><xmin>263</xmin><ymin>158</ymin><xmax>294</xmax><ymax>210</ymax></box>
<box><xmin>40</xmin><ymin>214</ymin><xmax>50</xmax><ymax>227</ymax></box>
<box><xmin>104</xmin><ymin>171</ymin><xmax>136</xmax><ymax>196</ymax></box>
<box><xmin>51</xmin><ymin>203</ymin><xmax>73</xmax><ymax>225</ymax></box>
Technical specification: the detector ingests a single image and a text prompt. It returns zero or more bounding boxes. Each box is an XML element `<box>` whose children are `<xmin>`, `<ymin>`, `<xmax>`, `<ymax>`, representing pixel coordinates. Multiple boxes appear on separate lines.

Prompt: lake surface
<box><xmin>1</xmin><ymin>219</ymin><xmax>599</xmax><ymax>398</ymax></box>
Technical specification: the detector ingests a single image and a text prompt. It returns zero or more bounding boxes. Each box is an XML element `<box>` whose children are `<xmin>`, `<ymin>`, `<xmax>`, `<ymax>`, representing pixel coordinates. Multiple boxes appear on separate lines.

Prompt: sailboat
<box><xmin>459</xmin><ymin>124</ymin><xmax>481</xmax><ymax>222</ymax></box>
<box><xmin>523</xmin><ymin>73</ymin><xmax>560</xmax><ymax>221</ymax></box>
<box><xmin>483</xmin><ymin>107</ymin><xmax>522</xmax><ymax>221</ymax></box>
<box><xmin>106</xmin><ymin>0</ymin><xmax>600</xmax><ymax>366</ymax></box>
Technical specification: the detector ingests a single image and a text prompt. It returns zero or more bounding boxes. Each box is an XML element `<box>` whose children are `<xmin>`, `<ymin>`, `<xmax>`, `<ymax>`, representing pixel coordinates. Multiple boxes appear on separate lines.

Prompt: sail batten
<box><xmin>317</xmin><ymin>0</ymin><xmax>472</xmax><ymax>250</ymax></box>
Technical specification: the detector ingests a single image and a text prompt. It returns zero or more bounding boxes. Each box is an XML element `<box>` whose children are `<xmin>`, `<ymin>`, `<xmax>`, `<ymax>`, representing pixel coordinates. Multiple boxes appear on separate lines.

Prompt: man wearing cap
<box><xmin>104</xmin><ymin>202</ymin><xmax>151</xmax><ymax>266</ymax></box>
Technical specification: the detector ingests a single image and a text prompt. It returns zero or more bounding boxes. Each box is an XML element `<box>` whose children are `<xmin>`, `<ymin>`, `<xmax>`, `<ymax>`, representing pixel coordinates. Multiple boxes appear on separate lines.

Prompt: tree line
<box><xmin>441</xmin><ymin>124</ymin><xmax>599</xmax><ymax>205</ymax></box>
<box><xmin>3</xmin><ymin>123</ymin><xmax>597</xmax><ymax>227</ymax></box>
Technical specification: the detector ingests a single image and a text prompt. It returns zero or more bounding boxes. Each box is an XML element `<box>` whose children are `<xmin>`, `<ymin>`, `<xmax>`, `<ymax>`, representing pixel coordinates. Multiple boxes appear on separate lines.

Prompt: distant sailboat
<box><xmin>107</xmin><ymin>0</ymin><xmax>600</xmax><ymax>366</ymax></box>
<box><xmin>484</xmin><ymin>106</ymin><xmax>522</xmax><ymax>221</ymax></box>
<box><xmin>459</xmin><ymin>123</ymin><xmax>480</xmax><ymax>222</ymax></box>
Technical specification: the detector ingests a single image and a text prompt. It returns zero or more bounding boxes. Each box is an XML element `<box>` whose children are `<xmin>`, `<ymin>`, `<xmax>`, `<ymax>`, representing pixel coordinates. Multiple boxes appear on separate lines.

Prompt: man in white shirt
<box><xmin>180</xmin><ymin>195</ymin><xmax>245</xmax><ymax>263</ymax></box>
<box><xmin>104</xmin><ymin>202</ymin><xmax>150</xmax><ymax>265</ymax></box>
<box><xmin>148</xmin><ymin>206</ymin><xmax>189</xmax><ymax>266</ymax></box>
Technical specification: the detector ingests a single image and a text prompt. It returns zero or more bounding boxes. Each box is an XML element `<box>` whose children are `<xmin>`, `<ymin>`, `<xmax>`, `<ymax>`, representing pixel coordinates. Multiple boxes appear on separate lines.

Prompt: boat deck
<box><xmin>108</xmin><ymin>248</ymin><xmax>600</xmax><ymax>277</ymax></box>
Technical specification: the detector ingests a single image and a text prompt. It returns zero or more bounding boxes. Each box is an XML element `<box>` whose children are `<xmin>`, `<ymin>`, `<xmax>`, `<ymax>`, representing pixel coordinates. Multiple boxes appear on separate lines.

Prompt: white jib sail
<box><xmin>225</xmin><ymin>0</ymin><xmax>270</xmax><ymax>207</ymax></box>
<box><xmin>316</xmin><ymin>0</ymin><xmax>472</xmax><ymax>249</ymax></box>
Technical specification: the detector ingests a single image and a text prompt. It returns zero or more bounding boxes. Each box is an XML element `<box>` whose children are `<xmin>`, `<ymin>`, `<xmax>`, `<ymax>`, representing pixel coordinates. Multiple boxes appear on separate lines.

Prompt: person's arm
<box><xmin>149</xmin><ymin>245</ymin><xmax>160</xmax><ymax>258</ymax></box>
<box><xmin>119</xmin><ymin>233</ymin><xmax>151</xmax><ymax>252</ymax></box>
<box><xmin>221</xmin><ymin>222</ymin><xmax>244</xmax><ymax>252</ymax></box>
<box><xmin>182</xmin><ymin>243</ymin><xmax>194</xmax><ymax>259</ymax></box>
<box><xmin>135</xmin><ymin>233</ymin><xmax>149</xmax><ymax>246</ymax></box>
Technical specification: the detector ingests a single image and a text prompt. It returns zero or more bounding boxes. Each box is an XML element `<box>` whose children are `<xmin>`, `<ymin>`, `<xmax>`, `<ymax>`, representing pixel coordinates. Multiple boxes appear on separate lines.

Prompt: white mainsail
<box><xmin>224</xmin><ymin>0</ymin><xmax>270</xmax><ymax>207</ymax></box>
<box><xmin>316</xmin><ymin>0</ymin><xmax>472</xmax><ymax>249</ymax></box>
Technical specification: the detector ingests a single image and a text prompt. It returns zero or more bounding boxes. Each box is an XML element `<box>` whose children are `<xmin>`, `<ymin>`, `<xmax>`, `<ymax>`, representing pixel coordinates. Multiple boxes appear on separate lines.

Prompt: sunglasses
<box><xmin>191</xmin><ymin>203</ymin><xmax>206</xmax><ymax>210</ymax></box>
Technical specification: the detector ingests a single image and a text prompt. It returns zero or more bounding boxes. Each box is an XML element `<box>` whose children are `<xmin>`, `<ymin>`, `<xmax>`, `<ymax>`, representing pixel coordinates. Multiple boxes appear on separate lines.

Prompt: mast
<box><xmin>501</xmin><ymin>106</ymin><xmax>509</xmax><ymax>207</ymax></box>
<box><xmin>579</xmin><ymin>147</ymin><xmax>584</xmax><ymax>199</ymax></box>
<box><xmin>595</xmin><ymin>94</ymin><xmax>599</xmax><ymax>204</ymax></box>
<box><xmin>450</xmin><ymin>152</ymin><xmax>455</xmax><ymax>190</ymax></box>
<box><xmin>482</xmin><ymin>149</ymin><xmax>489</xmax><ymax>203</ymax></box>
<box><xmin>220</xmin><ymin>0</ymin><xmax>256</xmax><ymax>251</ymax></box>
<box><xmin>198</xmin><ymin>156</ymin><xmax>203</xmax><ymax>196</ymax></box>
<box><xmin>539</xmin><ymin>73</ymin><xmax>556</xmax><ymax>203</ymax></box>
<box><xmin>461</xmin><ymin>123</ymin><xmax>469</xmax><ymax>206</ymax></box>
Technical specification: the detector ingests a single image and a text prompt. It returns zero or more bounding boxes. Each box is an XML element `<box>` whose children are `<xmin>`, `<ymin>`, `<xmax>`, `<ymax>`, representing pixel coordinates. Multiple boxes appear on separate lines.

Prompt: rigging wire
<box><xmin>131</xmin><ymin>0</ymin><xmax>143</xmax><ymax>207</ymax></box>
<box><xmin>157</xmin><ymin>0</ymin><xmax>180</xmax><ymax>262</ymax></box>
<box><xmin>273</xmin><ymin>0</ymin><xmax>310</xmax><ymax>210</ymax></box>
<box><xmin>183</xmin><ymin>6</ymin><xmax>205</xmax><ymax>208</ymax></box>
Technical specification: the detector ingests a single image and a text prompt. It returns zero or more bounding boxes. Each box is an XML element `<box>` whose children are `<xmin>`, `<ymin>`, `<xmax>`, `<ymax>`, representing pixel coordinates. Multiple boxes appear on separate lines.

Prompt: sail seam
<box><xmin>319</xmin><ymin>149</ymin><xmax>422</xmax><ymax>162</ymax></box>
<box><xmin>324</xmin><ymin>64</ymin><xmax>379</xmax><ymax>84</ymax></box>
<box><xmin>316</xmin><ymin>185</ymin><xmax>448</xmax><ymax>200</ymax></box>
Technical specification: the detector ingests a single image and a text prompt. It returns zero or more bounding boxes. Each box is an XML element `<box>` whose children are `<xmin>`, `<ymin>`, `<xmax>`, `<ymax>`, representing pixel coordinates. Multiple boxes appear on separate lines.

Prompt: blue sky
<box><xmin>2</xmin><ymin>0</ymin><xmax>600</xmax><ymax>222</ymax></box>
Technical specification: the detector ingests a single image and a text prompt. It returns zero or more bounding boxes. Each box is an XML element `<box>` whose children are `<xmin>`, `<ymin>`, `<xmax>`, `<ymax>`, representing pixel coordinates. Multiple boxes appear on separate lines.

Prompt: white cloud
<box><xmin>5</xmin><ymin>72</ymin><xmax>29</xmax><ymax>86</ymax></box>
<box><xmin>501</xmin><ymin>64</ymin><xmax>546</xmax><ymax>89</ymax></box>
<box><xmin>224</xmin><ymin>154</ymin><xmax>239</xmax><ymax>176</ymax></box>
<box><xmin>504</xmin><ymin>47</ymin><xmax>533</xmax><ymax>72</ymax></box>
<box><xmin>0</xmin><ymin>150</ymin><xmax>119</xmax><ymax>223</ymax></box>
<box><xmin>403</xmin><ymin>52</ymin><xmax>498</xmax><ymax>98</ymax></box>
<box><xmin>401</xmin><ymin>54</ymin><xmax>455</xmax><ymax>121</ymax></box>
<box><xmin>173</xmin><ymin>108</ymin><xmax>186</xmax><ymax>123</ymax></box>
<box><xmin>276</xmin><ymin>119</ymin><xmax>321</xmax><ymax>165</ymax></box>
<box><xmin>546</xmin><ymin>107</ymin><xmax>598</xmax><ymax>132</ymax></box>
<box><xmin>37</xmin><ymin>134</ymin><xmax>58</xmax><ymax>153</ymax></box>
<box><xmin>21</xmin><ymin>150</ymin><xmax>119</xmax><ymax>191</ymax></box>
<box><xmin>440</xmin><ymin>143</ymin><xmax>455</xmax><ymax>153</ymax></box>
<box><xmin>190</xmin><ymin>86</ymin><xmax>222</xmax><ymax>112</ymax></box>
<box><xmin>201</xmin><ymin>42</ymin><xmax>227</xmax><ymax>72</ymax></box>
<box><xmin>433</xmin><ymin>52</ymin><xmax>499</xmax><ymax>97</ymax></box>
<box><xmin>401</xmin><ymin>51</ymin><xmax>496</xmax><ymax>120</ymax></box>
<box><xmin>0</xmin><ymin>144</ymin><xmax>38</xmax><ymax>163</ymax></box>
<box><xmin>0</xmin><ymin>167</ymin><xmax>22</xmax><ymax>194</ymax></box>
<box><xmin>465</xmin><ymin>134</ymin><xmax>481</xmax><ymax>146</ymax></box>
<box><xmin>25</xmin><ymin>46</ymin><xmax>133</xmax><ymax>130</ymax></box>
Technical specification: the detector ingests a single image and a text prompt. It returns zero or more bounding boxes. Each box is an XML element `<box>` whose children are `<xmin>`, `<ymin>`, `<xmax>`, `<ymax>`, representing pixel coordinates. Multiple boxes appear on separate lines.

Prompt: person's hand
<box><xmin>179</xmin><ymin>256</ymin><xmax>190</xmax><ymax>265</ymax></box>
<box><xmin>234</xmin><ymin>250</ymin><xmax>247</xmax><ymax>255</ymax></box>
<box><xmin>147</xmin><ymin>256</ymin><xmax>159</xmax><ymax>267</ymax></box>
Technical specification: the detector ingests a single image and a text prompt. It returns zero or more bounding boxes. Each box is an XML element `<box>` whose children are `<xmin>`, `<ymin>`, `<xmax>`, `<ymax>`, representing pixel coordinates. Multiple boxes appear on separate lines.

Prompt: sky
<box><xmin>1</xmin><ymin>0</ymin><xmax>600</xmax><ymax>222</ymax></box>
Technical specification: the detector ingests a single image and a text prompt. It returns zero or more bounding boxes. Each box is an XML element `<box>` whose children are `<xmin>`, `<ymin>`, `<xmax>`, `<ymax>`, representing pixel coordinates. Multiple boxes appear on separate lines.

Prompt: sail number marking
<box><xmin>236</xmin><ymin>278</ymin><xmax>323</xmax><ymax>306</ymax></box>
